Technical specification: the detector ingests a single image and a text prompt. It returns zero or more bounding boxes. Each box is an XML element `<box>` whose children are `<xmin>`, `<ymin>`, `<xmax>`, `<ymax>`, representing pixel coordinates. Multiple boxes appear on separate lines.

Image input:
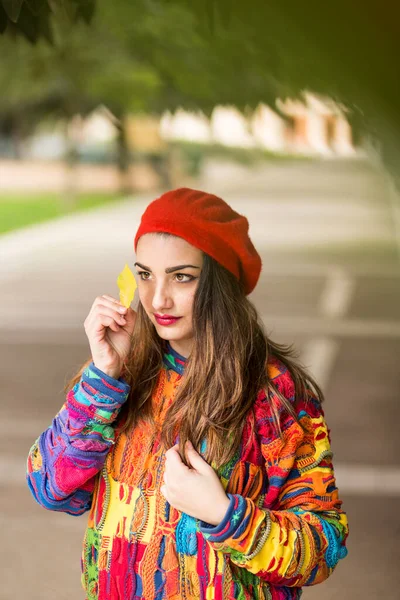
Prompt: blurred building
<box><xmin>160</xmin><ymin>92</ymin><xmax>355</xmax><ymax>156</ymax></box>
<box><xmin>0</xmin><ymin>92</ymin><xmax>355</xmax><ymax>162</ymax></box>
<box><xmin>0</xmin><ymin>93</ymin><xmax>357</xmax><ymax>193</ymax></box>
<box><xmin>277</xmin><ymin>93</ymin><xmax>355</xmax><ymax>156</ymax></box>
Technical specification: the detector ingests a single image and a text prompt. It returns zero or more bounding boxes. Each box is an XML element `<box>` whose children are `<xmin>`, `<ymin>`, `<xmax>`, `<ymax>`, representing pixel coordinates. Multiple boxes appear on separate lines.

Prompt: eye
<box><xmin>174</xmin><ymin>273</ymin><xmax>194</xmax><ymax>282</ymax></box>
<box><xmin>137</xmin><ymin>270</ymin><xmax>151</xmax><ymax>280</ymax></box>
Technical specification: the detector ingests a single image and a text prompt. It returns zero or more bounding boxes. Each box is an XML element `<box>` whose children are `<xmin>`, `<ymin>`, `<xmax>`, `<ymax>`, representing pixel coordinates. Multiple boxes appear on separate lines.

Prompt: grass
<box><xmin>0</xmin><ymin>144</ymin><xmax>310</xmax><ymax>235</ymax></box>
<box><xmin>0</xmin><ymin>193</ymin><xmax>123</xmax><ymax>236</ymax></box>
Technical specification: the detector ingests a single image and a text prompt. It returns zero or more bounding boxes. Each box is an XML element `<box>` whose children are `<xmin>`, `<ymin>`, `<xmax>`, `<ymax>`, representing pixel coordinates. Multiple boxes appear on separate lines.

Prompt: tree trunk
<box><xmin>11</xmin><ymin>127</ymin><xmax>22</xmax><ymax>159</ymax></box>
<box><xmin>62</xmin><ymin>116</ymin><xmax>80</xmax><ymax>210</ymax></box>
<box><xmin>116</xmin><ymin>113</ymin><xmax>132</xmax><ymax>196</ymax></box>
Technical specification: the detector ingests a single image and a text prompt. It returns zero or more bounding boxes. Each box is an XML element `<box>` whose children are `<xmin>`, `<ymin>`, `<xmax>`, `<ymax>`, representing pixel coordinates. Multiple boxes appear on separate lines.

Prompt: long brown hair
<box><xmin>65</xmin><ymin>234</ymin><xmax>324</xmax><ymax>469</ymax></box>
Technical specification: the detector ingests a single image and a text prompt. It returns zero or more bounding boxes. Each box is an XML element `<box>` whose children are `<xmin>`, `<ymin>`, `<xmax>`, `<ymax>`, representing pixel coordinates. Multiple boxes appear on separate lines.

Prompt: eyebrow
<box><xmin>134</xmin><ymin>262</ymin><xmax>201</xmax><ymax>274</ymax></box>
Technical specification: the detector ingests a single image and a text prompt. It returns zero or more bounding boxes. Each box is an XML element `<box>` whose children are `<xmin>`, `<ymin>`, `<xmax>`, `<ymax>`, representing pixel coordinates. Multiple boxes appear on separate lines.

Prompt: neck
<box><xmin>168</xmin><ymin>339</ymin><xmax>192</xmax><ymax>359</ymax></box>
<box><xmin>163</xmin><ymin>341</ymin><xmax>187</xmax><ymax>375</ymax></box>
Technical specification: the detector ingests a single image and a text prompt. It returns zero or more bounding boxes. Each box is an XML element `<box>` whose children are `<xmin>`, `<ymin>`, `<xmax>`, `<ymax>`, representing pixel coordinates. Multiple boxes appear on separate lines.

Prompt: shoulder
<box><xmin>253</xmin><ymin>355</ymin><xmax>323</xmax><ymax>436</ymax></box>
<box><xmin>254</xmin><ymin>354</ymin><xmax>295</xmax><ymax>411</ymax></box>
<box><xmin>265</xmin><ymin>355</ymin><xmax>296</xmax><ymax>403</ymax></box>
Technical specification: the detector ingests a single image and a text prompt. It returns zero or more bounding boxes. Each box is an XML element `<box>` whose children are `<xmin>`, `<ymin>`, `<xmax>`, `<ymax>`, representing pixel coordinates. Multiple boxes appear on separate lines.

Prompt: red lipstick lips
<box><xmin>154</xmin><ymin>314</ymin><xmax>182</xmax><ymax>326</ymax></box>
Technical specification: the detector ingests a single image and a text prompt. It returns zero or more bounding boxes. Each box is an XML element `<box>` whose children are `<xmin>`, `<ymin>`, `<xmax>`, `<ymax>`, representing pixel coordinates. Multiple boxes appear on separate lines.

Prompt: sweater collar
<box><xmin>163</xmin><ymin>342</ymin><xmax>187</xmax><ymax>375</ymax></box>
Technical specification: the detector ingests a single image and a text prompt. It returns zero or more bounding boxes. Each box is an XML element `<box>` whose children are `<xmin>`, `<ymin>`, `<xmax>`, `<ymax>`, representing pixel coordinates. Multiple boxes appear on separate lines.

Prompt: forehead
<box><xmin>136</xmin><ymin>233</ymin><xmax>203</xmax><ymax>266</ymax></box>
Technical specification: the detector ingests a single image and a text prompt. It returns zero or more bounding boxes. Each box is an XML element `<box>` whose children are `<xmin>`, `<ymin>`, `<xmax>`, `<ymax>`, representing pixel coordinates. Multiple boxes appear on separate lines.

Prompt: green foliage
<box><xmin>0</xmin><ymin>0</ymin><xmax>286</xmax><ymax>137</ymax></box>
<box><xmin>1</xmin><ymin>0</ymin><xmax>400</xmax><ymax>180</ymax></box>
<box><xmin>0</xmin><ymin>0</ymin><xmax>94</xmax><ymax>42</ymax></box>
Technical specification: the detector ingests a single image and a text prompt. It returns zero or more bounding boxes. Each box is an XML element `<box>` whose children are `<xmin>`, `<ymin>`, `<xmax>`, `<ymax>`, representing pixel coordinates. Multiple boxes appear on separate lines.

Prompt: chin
<box><xmin>157</xmin><ymin>330</ymin><xmax>184</xmax><ymax>340</ymax></box>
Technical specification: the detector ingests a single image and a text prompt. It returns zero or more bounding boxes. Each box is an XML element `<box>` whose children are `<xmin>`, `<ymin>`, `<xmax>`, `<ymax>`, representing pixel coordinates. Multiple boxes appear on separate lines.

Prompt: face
<box><xmin>135</xmin><ymin>233</ymin><xmax>203</xmax><ymax>358</ymax></box>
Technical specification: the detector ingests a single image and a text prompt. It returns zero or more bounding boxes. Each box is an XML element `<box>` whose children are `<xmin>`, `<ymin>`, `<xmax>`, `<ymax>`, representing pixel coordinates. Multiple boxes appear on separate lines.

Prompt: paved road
<box><xmin>1</xmin><ymin>157</ymin><xmax>399</xmax><ymax>599</ymax></box>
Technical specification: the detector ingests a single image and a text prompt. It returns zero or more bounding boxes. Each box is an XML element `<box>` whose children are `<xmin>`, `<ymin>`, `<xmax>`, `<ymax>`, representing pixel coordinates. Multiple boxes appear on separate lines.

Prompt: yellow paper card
<box><xmin>117</xmin><ymin>264</ymin><xmax>137</xmax><ymax>308</ymax></box>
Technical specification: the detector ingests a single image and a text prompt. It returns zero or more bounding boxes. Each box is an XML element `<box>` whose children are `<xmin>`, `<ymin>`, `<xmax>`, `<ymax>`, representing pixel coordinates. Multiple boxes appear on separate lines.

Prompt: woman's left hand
<box><xmin>160</xmin><ymin>441</ymin><xmax>230</xmax><ymax>526</ymax></box>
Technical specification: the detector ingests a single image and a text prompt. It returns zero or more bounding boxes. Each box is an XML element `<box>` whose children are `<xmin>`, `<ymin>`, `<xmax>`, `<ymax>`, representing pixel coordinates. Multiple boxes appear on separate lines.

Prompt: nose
<box><xmin>152</xmin><ymin>280</ymin><xmax>173</xmax><ymax>312</ymax></box>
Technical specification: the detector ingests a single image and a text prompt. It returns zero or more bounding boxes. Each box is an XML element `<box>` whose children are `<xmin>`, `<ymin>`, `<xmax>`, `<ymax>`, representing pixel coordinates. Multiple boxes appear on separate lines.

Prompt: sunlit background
<box><xmin>1</xmin><ymin>1</ymin><xmax>399</xmax><ymax>599</ymax></box>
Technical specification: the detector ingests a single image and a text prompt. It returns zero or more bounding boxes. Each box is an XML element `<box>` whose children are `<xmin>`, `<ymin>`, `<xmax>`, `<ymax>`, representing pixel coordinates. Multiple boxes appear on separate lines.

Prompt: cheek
<box><xmin>180</xmin><ymin>290</ymin><xmax>196</xmax><ymax>314</ymax></box>
<box><xmin>138</xmin><ymin>285</ymin><xmax>152</xmax><ymax>309</ymax></box>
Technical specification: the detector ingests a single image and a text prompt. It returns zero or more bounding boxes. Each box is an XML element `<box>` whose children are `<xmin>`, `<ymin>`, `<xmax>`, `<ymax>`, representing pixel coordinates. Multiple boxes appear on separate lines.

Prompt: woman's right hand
<box><xmin>84</xmin><ymin>295</ymin><xmax>137</xmax><ymax>379</ymax></box>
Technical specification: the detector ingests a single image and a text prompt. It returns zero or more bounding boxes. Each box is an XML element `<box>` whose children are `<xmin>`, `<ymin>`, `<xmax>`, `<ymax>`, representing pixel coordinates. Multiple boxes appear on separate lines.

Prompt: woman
<box><xmin>26</xmin><ymin>187</ymin><xmax>349</xmax><ymax>600</ymax></box>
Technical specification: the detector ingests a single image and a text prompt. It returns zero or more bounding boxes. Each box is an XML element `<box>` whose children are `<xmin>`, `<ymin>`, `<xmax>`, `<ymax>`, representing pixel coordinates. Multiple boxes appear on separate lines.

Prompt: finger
<box><xmin>164</xmin><ymin>446</ymin><xmax>186</xmax><ymax>472</ymax></box>
<box><xmin>185</xmin><ymin>441</ymin><xmax>207</xmax><ymax>470</ymax></box>
<box><xmin>123</xmin><ymin>306</ymin><xmax>137</xmax><ymax>324</ymax></box>
<box><xmin>87</xmin><ymin>296</ymin><xmax>126</xmax><ymax>323</ymax></box>
<box><xmin>99</xmin><ymin>296</ymin><xmax>128</xmax><ymax>314</ymax></box>
<box><xmin>165</xmin><ymin>445</ymin><xmax>182</xmax><ymax>462</ymax></box>
<box><xmin>102</xmin><ymin>294</ymin><xmax>127</xmax><ymax>309</ymax></box>
<box><xmin>97</xmin><ymin>314</ymin><xmax>122</xmax><ymax>333</ymax></box>
<box><xmin>87</xmin><ymin>313</ymin><xmax>121</xmax><ymax>334</ymax></box>
<box><xmin>100</xmin><ymin>305</ymin><xmax>128</xmax><ymax>325</ymax></box>
<box><xmin>93</xmin><ymin>296</ymin><xmax>127</xmax><ymax>315</ymax></box>
<box><xmin>93</xmin><ymin>304</ymin><xmax>128</xmax><ymax>327</ymax></box>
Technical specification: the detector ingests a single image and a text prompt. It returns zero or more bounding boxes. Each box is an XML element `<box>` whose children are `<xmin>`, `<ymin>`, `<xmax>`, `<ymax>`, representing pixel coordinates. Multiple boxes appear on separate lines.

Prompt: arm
<box><xmin>198</xmin><ymin>369</ymin><xmax>349</xmax><ymax>587</ymax></box>
<box><xmin>26</xmin><ymin>361</ymin><xmax>130</xmax><ymax>516</ymax></box>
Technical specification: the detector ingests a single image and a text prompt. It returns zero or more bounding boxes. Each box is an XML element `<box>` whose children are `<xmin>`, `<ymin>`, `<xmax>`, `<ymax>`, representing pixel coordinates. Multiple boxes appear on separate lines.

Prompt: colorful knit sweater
<box><xmin>26</xmin><ymin>344</ymin><xmax>349</xmax><ymax>600</ymax></box>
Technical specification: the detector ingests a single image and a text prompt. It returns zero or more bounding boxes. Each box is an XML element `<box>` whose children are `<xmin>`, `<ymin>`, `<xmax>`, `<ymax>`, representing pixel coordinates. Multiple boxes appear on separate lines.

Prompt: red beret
<box><xmin>134</xmin><ymin>187</ymin><xmax>262</xmax><ymax>295</ymax></box>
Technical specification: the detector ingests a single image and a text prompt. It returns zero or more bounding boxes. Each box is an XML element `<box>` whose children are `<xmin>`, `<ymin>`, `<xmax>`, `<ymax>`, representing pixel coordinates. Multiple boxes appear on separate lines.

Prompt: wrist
<box><xmin>209</xmin><ymin>495</ymin><xmax>230</xmax><ymax>526</ymax></box>
<box><xmin>93</xmin><ymin>362</ymin><xmax>121</xmax><ymax>380</ymax></box>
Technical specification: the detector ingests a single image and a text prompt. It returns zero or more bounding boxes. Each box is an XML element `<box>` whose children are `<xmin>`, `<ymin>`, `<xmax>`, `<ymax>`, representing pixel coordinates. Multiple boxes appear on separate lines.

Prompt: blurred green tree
<box><xmin>0</xmin><ymin>0</ymin><xmax>286</xmax><ymax>199</ymax></box>
<box><xmin>0</xmin><ymin>0</ymin><xmax>94</xmax><ymax>42</ymax></box>
<box><xmin>1</xmin><ymin>0</ymin><xmax>400</xmax><ymax>184</ymax></box>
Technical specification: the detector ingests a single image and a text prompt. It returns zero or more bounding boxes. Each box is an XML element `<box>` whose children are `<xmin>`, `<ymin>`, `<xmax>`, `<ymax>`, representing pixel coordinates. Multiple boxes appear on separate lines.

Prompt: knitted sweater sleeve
<box><xmin>198</xmin><ymin>363</ymin><xmax>349</xmax><ymax>587</ymax></box>
<box><xmin>26</xmin><ymin>361</ymin><xmax>130</xmax><ymax>516</ymax></box>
